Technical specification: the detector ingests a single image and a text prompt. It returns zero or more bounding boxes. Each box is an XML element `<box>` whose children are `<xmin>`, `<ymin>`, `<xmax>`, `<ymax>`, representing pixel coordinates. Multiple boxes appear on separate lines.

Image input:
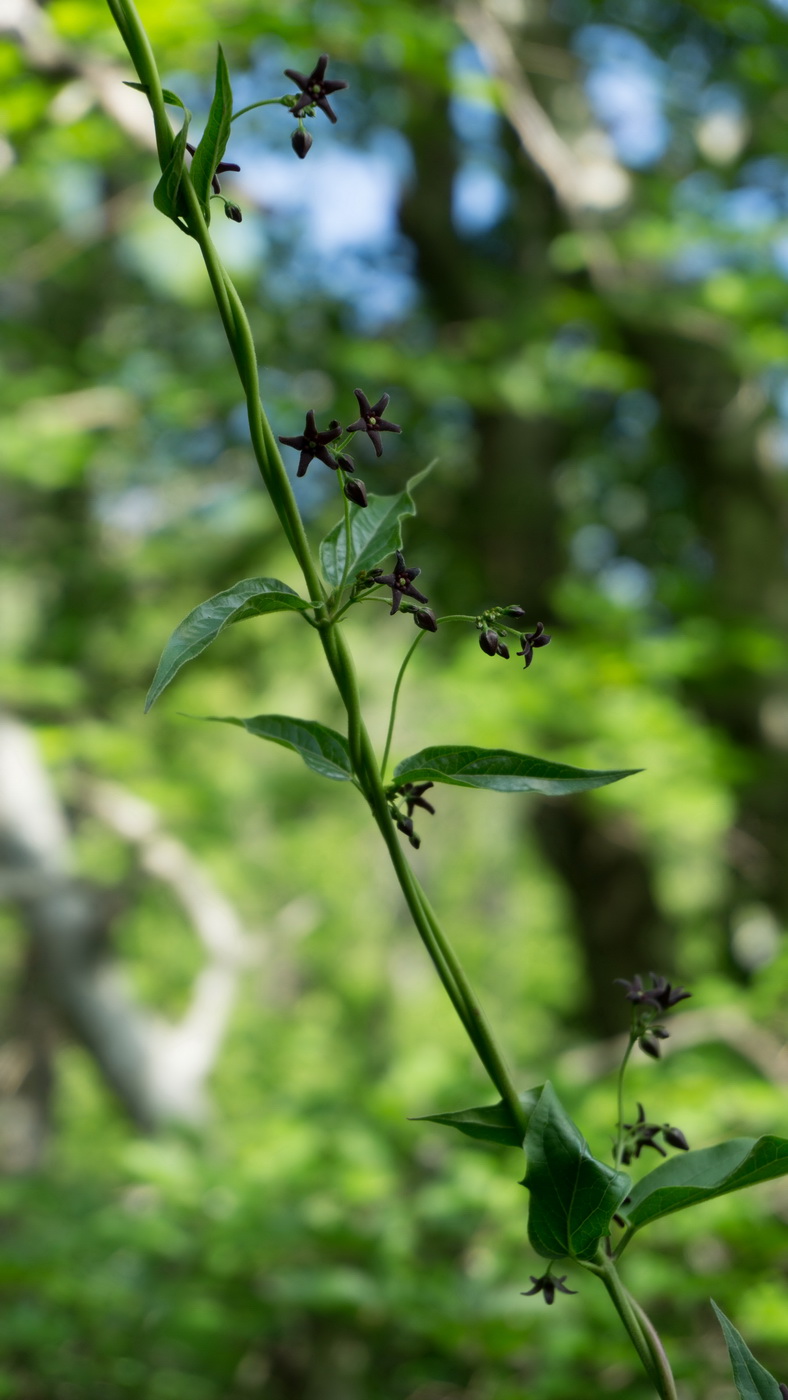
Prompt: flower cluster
<box><xmin>619</xmin><ymin>1103</ymin><xmax>690</xmax><ymax>1166</ymax></box>
<box><xmin>475</xmin><ymin>607</ymin><xmax>551</xmax><ymax>671</ymax></box>
<box><xmin>387</xmin><ymin>781</ymin><xmax>436</xmax><ymax>849</ymax></box>
<box><xmin>278</xmin><ymin>388</ymin><xmax>402</xmax><ymax>510</ymax></box>
<box><xmin>283</xmin><ymin>54</ymin><xmax>348</xmax><ymax>159</ymax></box>
<box><xmin>616</xmin><ymin>972</ymin><xmax>692</xmax><ymax>1058</ymax></box>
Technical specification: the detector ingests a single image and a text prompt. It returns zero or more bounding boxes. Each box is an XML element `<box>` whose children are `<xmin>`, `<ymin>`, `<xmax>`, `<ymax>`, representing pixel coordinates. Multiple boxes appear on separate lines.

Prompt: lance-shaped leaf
<box><xmin>145</xmin><ymin>579</ymin><xmax>314</xmax><ymax>712</ymax></box>
<box><xmin>412</xmin><ymin>1087</ymin><xmax>543</xmax><ymax>1147</ymax></box>
<box><xmin>190</xmin><ymin>45</ymin><xmax>233</xmax><ymax>217</ymax></box>
<box><xmin>393</xmin><ymin>747</ymin><xmax>639</xmax><ymax>796</ymax></box>
<box><xmin>711</xmin><ymin>1302</ymin><xmax>784</xmax><ymax>1400</ymax></box>
<box><xmin>319</xmin><ymin>467</ymin><xmax>432</xmax><ymax>589</ymax></box>
<box><xmin>619</xmin><ymin>1135</ymin><xmax>788</xmax><ymax>1237</ymax></box>
<box><xmin>206</xmin><ymin>714</ymin><xmax>354</xmax><ymax>783</ymax></box>
<box><xmin>524</xmin><ymin>1083</ymin><xmax>630</xmax><ymax>1262</ymax></box>
<box><xmin>124</xmin><ymin>82</ymin><xmax>188</xmax><ymax>110</ymax></box>
<box><xmin>153</xmin><ymin>115</ymin><xmax>191</xmax><ymax>224</ymax></box>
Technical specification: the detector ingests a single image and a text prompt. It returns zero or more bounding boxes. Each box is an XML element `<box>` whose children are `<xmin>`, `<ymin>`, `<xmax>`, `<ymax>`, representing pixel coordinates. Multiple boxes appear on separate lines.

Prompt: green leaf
<box><xmin>190</xmin><ymin>45</ymin><xmax>233</xmax><ymax>218</ymax></box>
<box><xmin>524</xmin><ymin>1083</ymin><xmax>630</xmax><ymax>1262</ymax></box>
<box><xmin>711</xmin><ymin>1302</ymin><xmax>784</xmax><ymax>1400</ymax></box>
<box><xmin>393</xmin><ymin>747</ymin><xmax>640</xmax><ymax>795</ymax></box>
<box><xmin>412</xmin><ymin>1087</ymin><xmax>543</xmax><ymax>1147</ymax></box>
<box><xmin>152</xmin><ymin>116</ymin><xmax>191</xmax><ymax>224</ymax></box>
<box><xmin>319</xmin><ymin>467</ymin><xmax>432</xmax><ymax>588</ymax></box>
<box><xmin>124</xmin><ymin>81</ymin><xmax>187</xmax><ymax>109</ymax></box>
<box><xmin>620</xmin><ymin>1135</ymin><xmax>788</xmax><ymax>1236</ymax></box>
<box><xmin>206</xmin><ymin>714</ymin><xmax>354</xmax><ymax>782</ymax></box>
<box><xmin>145</xmin><ymin>579</ymin><xmax>313</xmax><ymax>712</ymax></box>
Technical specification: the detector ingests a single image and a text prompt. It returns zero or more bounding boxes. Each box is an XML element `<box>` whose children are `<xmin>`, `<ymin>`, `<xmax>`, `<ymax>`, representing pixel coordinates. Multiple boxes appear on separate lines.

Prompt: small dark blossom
<box><xmin>346</xmin><ymin>388</ymin><xmax>402</xmax><ymax>457</ymax></box>
<box><xmin>662</xmin><ymin>1125</ymin><xmax>690</xmax><ymax>1152</ymax></box>
<box><xmin>522</xmin><ymin>1274</ymin><xmax>577</xmax><ymax>1305</ymax></box>
<box><xmin>516</xmin><ymin>621</ymin><xmax>552</xmax><ymax>669</ymax></box>
<box><xmin>224</xmin><ymin>202</ymin><xmax>243</xmax><ymax>222</ymax></box>
<box><xmin>377</xmin><ymin>551</ymin><xmax>428</xmax><ymax>615</ymax></box>
<box><xmin>413</xmin><ymin>607</ymin><xmax>438</xmax><ymax>632</ymax></box>
<box><xmin>291</xmin><ymin>128</ymin><xmax>313</xmax><ymax>159</ymax></box>
<box><xmin>335</xmin><ymin>452</ymin><xmax>355</xmax><ymax>472</ymax></box>
<box><xmin>479</xmin><ymin>628</ymin><xmax>509</xmax><ymax>660</ymax></box>
<box><xmin>284</xmin><ymin>54</ymin><xmax>348</xmax><ymax>124</ymax></box>
<box><xmin>638</xmin><ymin>1035</ymin><xmax>661</xmax><ymax>1059</ymax></box>
<box><xmin>185</xmin><ymin>142</ymin><xmax>241</xmax><ymax>195</ymax></box>
<box><xmin>505</xmin><ymin>604</ymin><xmax>526</xmax><ymax>618</ymax></box>
<box><xmin>278</xmin><ymin>409</ymin><xmax>342</xmax><ymax>477</ymax></box>
<box><xmin>615</xmin><ymin>973</ymin><xmax>691</xmax><ymax>1012</ymax></box>
<box><xmin>343</xmin><ymin>477</ymin><xmax>368</xmax><ymax>508</ymax></box>
<box><xmin>401</xmin><ymin>782</ymin><xmax>436</xmax><ymax>818</ymax></box>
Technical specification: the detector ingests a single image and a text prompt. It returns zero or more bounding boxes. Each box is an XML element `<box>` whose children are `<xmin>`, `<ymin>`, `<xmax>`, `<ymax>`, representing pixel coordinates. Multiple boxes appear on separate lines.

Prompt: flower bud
<box><xmin>662</xmin><ymin>1125</ymin><xmax>689</xmax><ymax>1152</ymax></box>
<box><xmin>479</xmin><ymin>628</ymin><xmax>500</xmax><ymax>656</ymax></box>
<box><xmin>224</xmin><ymin>202</ymin><xmax>243</xmax><ymax>222</ymax></box>
<box><xmin>396</xmin><ymin>815</ymin><xmax>414</xmax><ymax>838</ymax></box>
<box><xmin>343</xmin><ymin>477</ymin><xmax>368</xmax><ymax>507</ymax></box>
<box><xmin>778</xmin><ymin>1385</ymin><xmax>788</xmax><ymax>1399</ymax></box>
<box><xmin>414</xmin><ymin>608</ymin><xmax>438</xmax><ymax>632</ymax></box>
<box><xmin>498</xmin><ymin>642</ymin><xmax>510</xmax><ymax>659</ymax></box>
<box><xmin>638</xmin><ymin>1035</ymin><xmax>661</xmax><ymax>1059</ymax></box>
<box><xmin>291</xmin><ymin>128</ymin><xmax>313</xmax><ymax>159</ymax></box>
<box><xmin>335</xmin><ymin>452</ymin><xmax>355</xmax><ymax>472</ymax></box>
<box><xmin>505</xmin><ymin>605</ymin><xmax>526</xmax><ymax>618</ymax></box>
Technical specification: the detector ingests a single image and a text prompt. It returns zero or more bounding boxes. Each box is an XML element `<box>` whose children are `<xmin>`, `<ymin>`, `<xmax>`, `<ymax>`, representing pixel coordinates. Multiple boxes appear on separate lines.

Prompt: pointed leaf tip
<box><xmin>393</xmin><ymin>746</ymin><xmax>641</xmax><ymax>796</ymax></box>
<box><xmin>711</xmin><ymin>1302</ymin><xmax>784</xmax><ymax>1400</ymax></box>
<box><xmin>145</xmin><ymin>578</ymin><xmax>313</xmax><ymax>711</ymax></box>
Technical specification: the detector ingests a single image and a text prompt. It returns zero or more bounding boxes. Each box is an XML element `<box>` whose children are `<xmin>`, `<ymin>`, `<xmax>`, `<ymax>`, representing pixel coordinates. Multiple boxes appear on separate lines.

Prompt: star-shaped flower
<box><xmin>615</xmin><ymin>973</ymin><xmax>691</xmax><ymax>1012</ymax></box>
<box><xmin>185</xmin><ymin>142</ymin><xmax>241</xmax><ymax>195</ymax></box>
<box><xmin>516</xmin><ymin>621</ymin><xmax>551</xmax><ymax>669</ymax></box>
<box><xmin>346</xmin><ymin>389</ymin><xmax>402</xmax><ymax>457</ymax></box>
<box><xmin>375</xmin><ymin>551</ymin><xmax>428</xmax><ymax>615</ymax></box>
<box><xmin>522</xmin><ymin>1274</ymin><xmax>577</xmax><ymax>1305</ymax></box>
<box><xmin>278</xmin><ymin>410</ymin><xmax>342</xmax><ymax>477</ymax></box>
<box><xmin>284</xmin><ymin>54</ymin><xmax>348</xmax><ymax>124</ymax></box>
<box><xmin>401</xmin><ymin>782</ymin><xmax>436</xmax><ymax>818</ymax></box>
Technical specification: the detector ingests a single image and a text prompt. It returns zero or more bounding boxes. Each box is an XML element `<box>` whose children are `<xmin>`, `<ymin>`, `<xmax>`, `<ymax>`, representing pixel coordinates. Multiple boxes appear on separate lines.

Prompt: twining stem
<box><xmin>108</xmin><ymin>0</ymin><xmax>529</xmax><ymax>1142</ymax></box>
<box><xmin>381</xmin><ymin>630</ymin><xmax>425</xmax><ymax>779</ymax></box>
<box><xmin>587</xmin><ymin>1248</ymin><xmax>677</xmax><ymax>1398</ymax></box>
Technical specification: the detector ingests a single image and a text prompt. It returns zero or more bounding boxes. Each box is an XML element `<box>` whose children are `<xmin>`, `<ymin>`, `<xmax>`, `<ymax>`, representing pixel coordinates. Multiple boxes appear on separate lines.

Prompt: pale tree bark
<box><xmin>0</xmin><ymin>713</ymin><xmax>256</xmax><ymax>1169</ymax></box>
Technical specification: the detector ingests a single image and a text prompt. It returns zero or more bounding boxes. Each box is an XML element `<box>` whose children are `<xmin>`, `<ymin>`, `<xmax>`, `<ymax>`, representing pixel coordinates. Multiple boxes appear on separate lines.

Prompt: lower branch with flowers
<box><xmin>103</xmin><ymin>5</ymin><xmax>788</xmax><ymax>1395</ymax></box>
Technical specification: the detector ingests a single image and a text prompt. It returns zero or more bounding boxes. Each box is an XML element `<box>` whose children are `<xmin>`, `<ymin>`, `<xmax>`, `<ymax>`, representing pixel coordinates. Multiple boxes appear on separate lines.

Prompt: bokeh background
<box><xmin>2</xmin><ymin>0</ymin><xmax>788</xmax><ymax>1396</ymax></box>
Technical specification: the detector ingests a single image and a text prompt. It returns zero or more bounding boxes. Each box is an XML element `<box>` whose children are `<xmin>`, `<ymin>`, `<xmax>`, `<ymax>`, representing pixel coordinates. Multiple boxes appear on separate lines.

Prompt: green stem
<box><xmin>381</xmin><ymin>631</ymin><xmax>425</xmax><ymax>779</ymax></box>
<box><xmin>230</xmin><ymin>97</ymin><xmax>290</xmax><ymax>122</ymax></box>
<box><xmin>107</xmin><ymin>0</ymin><xmax>528</xmax><ymax>1145</ymax></box>
<box><xmin>613</xmin><ymin>1032</ymin><xmax>637</xmax><ymax>1169</ymax></box>
<box><xmin>587</xmin><ymin>1249</ymin><xmax>676</xmax><ymax>1399</ymax></box>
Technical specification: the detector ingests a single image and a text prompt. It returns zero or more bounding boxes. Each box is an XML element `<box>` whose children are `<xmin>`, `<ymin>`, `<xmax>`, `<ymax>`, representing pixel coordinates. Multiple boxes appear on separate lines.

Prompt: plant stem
<box><xmin>381</xmin><ymin>631</ymin><xmax>425</xmax><ymax>779</ymax></box>
<box><xmin>613</xmin><ymin>1032</ymin><xmax>637</xmax><ymax>1169</ymax></box>
<box><xmin>109</xmin><ymin>0</ymin><xmax>531</xmax><ymax>1147</ymax></box>
<box><xmin>587</xmin><ymin>1249</ymin><xmax>677</xmax><ymax>1399</ymax></box>
<box><xmin>230</xmin><ymin>97</ymin><xmax>289</xmax><ymax>122</ymax></box>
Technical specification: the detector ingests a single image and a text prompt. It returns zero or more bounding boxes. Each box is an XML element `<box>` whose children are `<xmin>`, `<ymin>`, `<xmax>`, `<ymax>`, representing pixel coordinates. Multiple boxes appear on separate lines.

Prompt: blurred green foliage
<box><xmin>2</xmin><ymin>0</ymin><xmax>788</xmax><ymax>1395</ymax></box>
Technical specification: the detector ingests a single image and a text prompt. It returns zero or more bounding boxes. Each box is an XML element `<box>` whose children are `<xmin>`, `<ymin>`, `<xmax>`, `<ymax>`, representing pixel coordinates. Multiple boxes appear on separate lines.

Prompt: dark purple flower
<box><xmin>402</xmin><ymin>782</ymin><xmax>436</xmax><ymax>818</ymax></box>
<box><xmin>516</xmin><ymin>621</ymin><xmax>552</xmax><ymax>669</ymax></box>
<box><xmin>376</xmin><ymin>551</ymin><xmax>428</xmax><ymax>615</ymax></box>
<box><xmin>185</xmin><ymin>142</ymin><xmax>241</xmax><ymax>195</ymax></box>
<box><xmin>504</xmin><ymin>604</ymin><xmax>526</xmax><ymax>618</ymax></box>
<box><xmin>278</xmin><ymin>409</ymin><xmax>342</xmax><ymax>477</ymax></box>
<box><xmin>638</xmin><ymin>1035</ymin><xmax>661</xmax><ymax>1059</ymax></box>
<box><xmin>662</xmin><ymin>1125</ymin><xmax>690</xmax><ymax>1152</ymax></box>
<box><xmin>344</xmin><ymin>477</ymin><xmax>368</xmax><ymax>508</ymax></box>
<box><xmin>413</xmin><ymin>607</ymin><xmax>438</xmax><ymax>632</ymax></box>
<box><xmin>291</xmin><ymin>128</ymin><xmax>313</xmax><ymax>159</ymax></box>
<box><xmin>522</xmin><ymin>1274</ymin><xmax>577</xmax><ymax>1305</ymax></box>
<box><xmin>224</xmin><ymin>202</ymin><xmax>243</xmax><ymax>222</ymax></box>
<box><xmin>335</xmin><ymin>452</ymin><xmax>355</xmax><ymax>472</ymax></box>
<box><xmin>346</xmin><ymin>388</ymin><xmax>402</xmax><ymax>457</ymax></box>
<box><xmin>615</xmin><ymin>973</ymin><xmax>691</xmax><ymax>1013</ymax></box>
<box><xmin>479</xmin><ymin>628</ymin><xmax>509</xmax><ymax>660</ymax></box>
<box><xmin>284</xmin><ymin>54</ymin><xmax>348</xmax><ymax>124</ymax></box>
